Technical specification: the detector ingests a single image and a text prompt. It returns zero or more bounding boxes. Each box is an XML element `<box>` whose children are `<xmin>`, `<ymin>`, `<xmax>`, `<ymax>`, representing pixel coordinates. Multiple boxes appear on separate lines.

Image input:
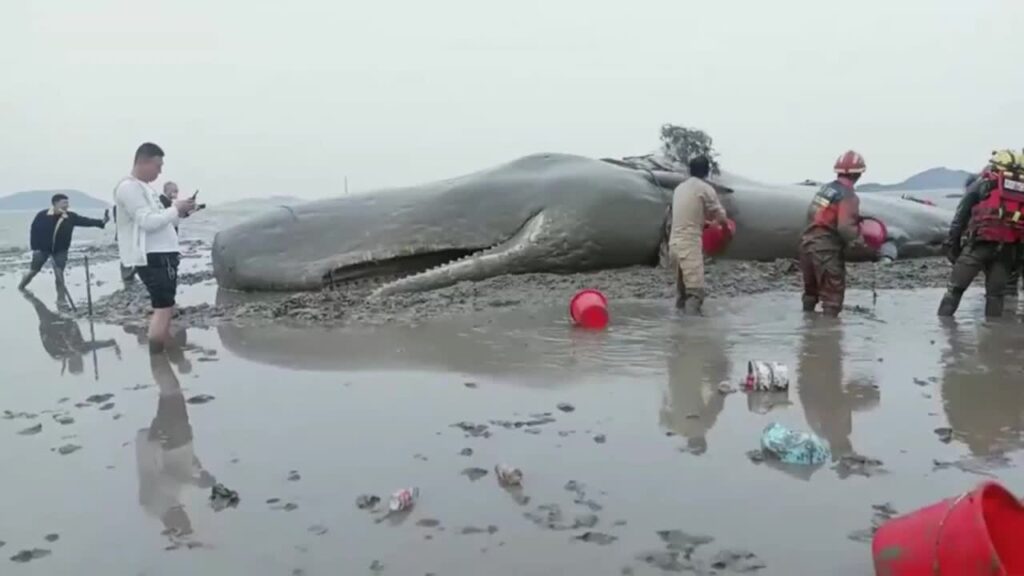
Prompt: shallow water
<box><xmin>2</xmin><ymin>265</ymin><xmax>1024</xmax><ymax>574</ymax></box>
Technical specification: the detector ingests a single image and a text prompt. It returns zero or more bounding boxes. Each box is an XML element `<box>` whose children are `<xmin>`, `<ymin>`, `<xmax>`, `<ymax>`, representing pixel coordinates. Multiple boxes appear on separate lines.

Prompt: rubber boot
<box><xmin>675</xmin><ymin>268</ymin><xmax>687</xmax><ymax>310</ymax></box>
<box><xmin>802</xmin><ymin>295</ymin><xmax>817</xmax><ymax>312</ymax></box>
<box><xmin>684</xmin><ymin>288</ymin><xmax>705</xmax><ymax>315</ymax></box>
<box><xmin>937</xmin><ymin>288</ymin><xmax>964</xmax><ymax>317</ymax></box>
<box><xmin>985</xmin><ymin>295</ymin><xmax>1005</xmax><ymax>318</ymax></box>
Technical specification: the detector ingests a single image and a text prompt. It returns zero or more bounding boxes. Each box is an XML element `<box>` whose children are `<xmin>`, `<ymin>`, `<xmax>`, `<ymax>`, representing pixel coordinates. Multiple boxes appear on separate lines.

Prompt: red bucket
<box><xmin>859</xmin><ymin>217</ymin><xmax>888</xmax><ymax>251</ymax></box>
<box><xmin>702</xmin><ymin>219</ymin><xmax>736</xmax><ymax>256</ymax></box>
<box><xmin>872</xmin><ymin>481</ymin><xmax>1024</xmax><ymax>576</ymax></box>
<box><xmin>569</xmin><ymin>289</ymin><xmax>608</xmax><ymax>329</ymax></box>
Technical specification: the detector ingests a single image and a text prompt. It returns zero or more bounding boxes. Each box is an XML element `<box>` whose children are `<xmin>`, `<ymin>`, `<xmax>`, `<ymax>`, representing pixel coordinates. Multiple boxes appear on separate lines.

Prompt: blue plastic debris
<box><xmin>760</xmin><ymin>422</ymin><xmax>831</xmax><ymax>465</ymax></box>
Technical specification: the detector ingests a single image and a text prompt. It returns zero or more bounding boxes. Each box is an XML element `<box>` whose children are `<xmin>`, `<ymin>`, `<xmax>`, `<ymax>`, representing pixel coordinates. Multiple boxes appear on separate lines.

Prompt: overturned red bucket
<box><xmin>702</xmin><ymin>218</ymin><xmax>736</xmax><ymax>256</ymax></box>
<box><xmin>872</xmin><ymin>481</ymin><xmax>1024</xmax><ymax>575</ymax></box>
<box><xmin>859</xmin><ymin>217</ymin><xmax>888</xmax><ymax>251</ymax></box>
<box><xmin>569</xmin><ymin>289</ymin><xmax>608</xmax><ymax>329</ymax></box>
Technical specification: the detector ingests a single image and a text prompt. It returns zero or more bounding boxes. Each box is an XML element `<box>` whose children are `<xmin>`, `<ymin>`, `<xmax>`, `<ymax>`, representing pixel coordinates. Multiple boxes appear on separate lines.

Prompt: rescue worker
<box><xmin>799</xmin><ymin>150</ymin><xmax>870</xmax><ymax>317</ymax></box>
<box><xmin>938</xmin><ymin>149</ymin><xmax>1024</xmax><ymax>317</ymax></box>
<box><xmin>668</xmin><ymin>155</ymin><xmax>729</xmax><ymax>315</ymax></box>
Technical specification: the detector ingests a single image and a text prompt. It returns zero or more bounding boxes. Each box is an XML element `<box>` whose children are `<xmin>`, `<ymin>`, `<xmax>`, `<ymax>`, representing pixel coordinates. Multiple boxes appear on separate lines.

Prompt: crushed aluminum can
<box><xmin>744</xmin><ymin>360</ymin><xmax>790</xmax><ymax>391</ymax></box>
<box><xmin>495</xmin><ymin>464</ymin><xmax>524</xmax><ymax>487</ymax></box>
<box><xmin>388</xmin><ymin>487</ymin><xmax>419</xmax><ymax>512</ymax></box>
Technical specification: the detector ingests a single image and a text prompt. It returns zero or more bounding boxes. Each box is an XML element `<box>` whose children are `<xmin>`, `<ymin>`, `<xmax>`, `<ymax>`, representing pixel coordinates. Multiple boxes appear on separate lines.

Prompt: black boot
<box><xmin>985</xmin><ymin>295</ymin><xmax>1005</xmax><ymax>318</ymax></box>
<box><xmin>937</xmin><ymin>289</ymin><xmax>963</xmax><ymax>317</ymax></box>
<box><xmin>802</xmin><ymin>295</ymin><xmax>818</xmax><ymax>312</ymax></box>
<box><xmin>675</xmin><ymin>269</ymin><xmax>687</xmax><ymax>310</ymax></box>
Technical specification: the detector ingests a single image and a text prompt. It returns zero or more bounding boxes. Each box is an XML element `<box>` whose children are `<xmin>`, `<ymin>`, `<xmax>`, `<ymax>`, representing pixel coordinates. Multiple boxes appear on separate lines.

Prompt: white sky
<box><xmin>2</xmin><ymin>0</ymin><xmax>1022</xmax><ymax>200</ymax></box>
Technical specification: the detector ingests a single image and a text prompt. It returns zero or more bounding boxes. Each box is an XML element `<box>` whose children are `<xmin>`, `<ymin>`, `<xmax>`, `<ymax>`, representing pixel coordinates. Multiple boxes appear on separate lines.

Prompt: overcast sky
<box><xmin>2</xmin><ymin>0</ymin><xmax>1022</xmax><ymax>201</ymax></box>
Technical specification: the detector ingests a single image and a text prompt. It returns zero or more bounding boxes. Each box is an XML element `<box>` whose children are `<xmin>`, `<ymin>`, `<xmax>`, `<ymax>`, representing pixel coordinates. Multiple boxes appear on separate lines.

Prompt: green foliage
<box><xmin>659</xmin><ymin>124</ymin><xmax>720</xmax><ymax>175</ymax></box>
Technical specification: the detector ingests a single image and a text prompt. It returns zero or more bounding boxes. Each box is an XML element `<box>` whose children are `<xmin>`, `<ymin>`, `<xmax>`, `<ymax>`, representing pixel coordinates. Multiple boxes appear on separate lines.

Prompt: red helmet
<box><xmin>833</xmin><ymin>150</ymin><xmax>867</xmax><ymax>175</ymax></box>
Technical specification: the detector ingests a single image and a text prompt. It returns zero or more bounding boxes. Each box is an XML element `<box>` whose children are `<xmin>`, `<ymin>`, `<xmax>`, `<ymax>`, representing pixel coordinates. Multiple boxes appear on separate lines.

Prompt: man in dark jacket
<box><xmin>18</xmin><ymin>193</ymin><xmax>109</xmax><ymax>292</ymax></box>
<box><xmin>939</xmin><ymin>151</ymin><xmax>1023</xmax><ymax>317</ymax></box>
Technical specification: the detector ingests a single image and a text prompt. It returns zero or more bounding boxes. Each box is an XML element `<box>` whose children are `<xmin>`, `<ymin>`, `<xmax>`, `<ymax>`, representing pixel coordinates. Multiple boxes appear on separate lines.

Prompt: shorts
<box><xmin>136</xmin><ymin>252</ymin><xmax>180</xmax><ymax>309</ymax></box>
<box><xmin>30</xmin><ymin>250</ymin><xmax>68</xmax><ymax>272</ymax></box>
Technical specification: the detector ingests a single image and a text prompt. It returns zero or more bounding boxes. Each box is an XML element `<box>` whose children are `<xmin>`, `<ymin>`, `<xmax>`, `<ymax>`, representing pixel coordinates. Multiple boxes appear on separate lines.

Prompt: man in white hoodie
<box><xmin>114</xmin><ymin>143</ymin><xmax>195</xmax><ymax>347</ymax></box>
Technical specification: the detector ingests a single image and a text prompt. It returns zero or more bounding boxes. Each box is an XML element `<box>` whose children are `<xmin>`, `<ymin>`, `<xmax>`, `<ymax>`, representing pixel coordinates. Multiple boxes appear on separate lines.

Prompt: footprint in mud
<box><xmin>10</xmin><ymin>548</ymin><xmax>51</xmax><ymax>563</ymax></box>
<box><xmin>574</xmin><ymin>532</ymin><xmax>617</xmax><ymax>546</ymax></box>
<box><xmin>17</xmin><ymin>423</ymin><xmax>42</xmax><ymax>436</ymax></box>
<box><xmin>187</xmin><ymin>394</ymin><xmax>216</xmax><ymax>405</ymax></box>
<box><xmin>710</xmin><ymin>549</ymin><xmax>766</xmax><ymax>572</ymax></box>
<box><xmin>54</xmin><ymin>444</ymin><xmax>81</xmax><ymax>456</ymax></box>
<box><xmin>44</xmin><ymin>534</ymin><xmax>59</xmax><ymax>543</ymax></box>
<box><xmin>657</xmin><ymin>530</ymin><xmax>715</xmax><ymax>555</ymax></box>
<box><xmin>307</xmin><ymin>524</ymin><xmax>328</xmax><ymax>536</ymax></box>
<box><xmin>934</xmin><ymin>427</ymin><xmax>954</xmax><ymax>444</ymax></box>
<box><xmin>461</xmin><ymin>467</ymin><xmax>489</xmax><ymax>482</ymax></box>
<box><xmin>460</xmin><ymin>525</ymin><xmax>498</xmax><ymax>536</ymax></box>
<box><xmin>287</xmin><ymin>470</ymin><xmax>301</xmax><ymax>482</ymax></box>
<box><xmin>2</xmin><ymin>411</ymin><xmax>38</xmax><ymax>420</ymax></box>
<box><xmin>85</xmin><ymin>394</ymin><xmax>114</xmax><ymax>404</ymax></box>
<box><xmin>416</xmin><ymin>519</ymin><xmax>441</xmax><ymax>528</ymax></box>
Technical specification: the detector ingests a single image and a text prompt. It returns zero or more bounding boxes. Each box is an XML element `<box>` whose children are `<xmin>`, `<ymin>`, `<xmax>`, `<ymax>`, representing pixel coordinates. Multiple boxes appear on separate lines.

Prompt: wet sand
<box><xmin>2</xmin><ymin>246</ymin><xmax>1024</xmax><ymax>575</ymax></box>
<box><xmin>0</xmin><ymin>238</ymin><xmax>964</xmax><ymax>329</ymax></box>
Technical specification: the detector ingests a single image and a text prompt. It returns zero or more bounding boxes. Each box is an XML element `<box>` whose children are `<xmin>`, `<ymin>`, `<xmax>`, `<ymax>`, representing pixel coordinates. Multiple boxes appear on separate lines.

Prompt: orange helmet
<box><xmin>833</xmin><ymin>150</ymin><xmax>867</xmax><ymax>175</ymax></box>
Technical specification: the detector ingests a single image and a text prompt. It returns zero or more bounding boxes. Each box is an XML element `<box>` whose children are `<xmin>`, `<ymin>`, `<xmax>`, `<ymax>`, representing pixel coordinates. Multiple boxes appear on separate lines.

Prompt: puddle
<box><xmin>2</xmin><ymin>273</ymin><xmax>1024</xmax><ymax>575</ymax></box>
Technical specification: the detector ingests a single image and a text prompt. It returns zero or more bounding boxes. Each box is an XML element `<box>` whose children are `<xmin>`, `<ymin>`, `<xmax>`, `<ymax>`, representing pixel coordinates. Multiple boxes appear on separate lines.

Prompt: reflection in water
<box><xmin>796</xmin><ymin>316</ymin><xmax>879</xmax><ymax>460</ymax></box>
<box><xmin>22</xmin><ymin>290</ymin><xmax>119</xmax><ymax>375</ymax></box>
<box><xmin>940</xmin><ymin>320</ymin><xmax>1024</xmax><ymax>457</ymax></box>
<box><xmin>660</xmin><ymin>327</ymin><xmax>730</xmax><ymax>454</ymax></box>
<box><xmin>136</xmin><ymin>347</ymin><xmax>214</xmax><ymax>543</ymax></box>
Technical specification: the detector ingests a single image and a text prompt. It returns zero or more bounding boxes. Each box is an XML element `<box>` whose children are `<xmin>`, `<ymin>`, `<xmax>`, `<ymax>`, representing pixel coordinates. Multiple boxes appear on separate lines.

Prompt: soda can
<box><xmin>388</xmin><ymin>487</ymin><xmax>419</xmax><ymax>512</ymax></box>
<box><xmin>495</xmin><ymin>464</ymin><xmax>524</xmax><ymax>487</ymax></box>
<box><xmin>745</xmin><ymin>361</ymin><xmax>790</xmax><ymax>391</ymax></box>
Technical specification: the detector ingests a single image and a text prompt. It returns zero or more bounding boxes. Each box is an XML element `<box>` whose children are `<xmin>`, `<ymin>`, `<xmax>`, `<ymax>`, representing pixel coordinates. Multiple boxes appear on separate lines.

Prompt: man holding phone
<box><xmin>114</xmin><ymin>143</ymin><xmax>196</xmax><ymax>348</ymax></box>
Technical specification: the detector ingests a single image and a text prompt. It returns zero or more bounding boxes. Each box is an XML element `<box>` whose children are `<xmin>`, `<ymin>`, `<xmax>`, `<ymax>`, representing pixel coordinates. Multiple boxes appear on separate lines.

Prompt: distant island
<box><xmin>0</xmin><ymin>189</ymin><xmax>109</xmax><ymax>211</ymax></box>
<box><xmin>857</xmin><ymin>167</ymin><xmax>975</xmax><ymax>192</ymax></box>
<box><xmin>798</xmin><ymin>167</ymin><xmax>974</xmax><ymax>192</ymax></box>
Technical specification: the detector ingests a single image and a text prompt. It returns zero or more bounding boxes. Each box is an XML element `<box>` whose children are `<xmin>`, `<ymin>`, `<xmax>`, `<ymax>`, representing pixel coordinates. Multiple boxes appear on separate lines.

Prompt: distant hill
<box><xmin>858</xmin><ymin>167</ymin><xmax>974</xmax><ymax>192</ymax></box>
<box><xmin>0</xmin><ymin>189</ymin><xmax>108</xmax><ymax>211</ymax></box>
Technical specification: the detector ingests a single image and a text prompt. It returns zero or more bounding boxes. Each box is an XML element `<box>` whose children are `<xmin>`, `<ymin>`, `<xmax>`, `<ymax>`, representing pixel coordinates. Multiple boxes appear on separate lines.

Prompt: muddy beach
<box><xmin>16</xmin><ymin>238</ymin><xmax>961</xmax><ymax>329</ymax></box>
<box><xmin>2</xmin><ymin>230</ymin><xmax>1024</xmax><ymax>575</ymax></box>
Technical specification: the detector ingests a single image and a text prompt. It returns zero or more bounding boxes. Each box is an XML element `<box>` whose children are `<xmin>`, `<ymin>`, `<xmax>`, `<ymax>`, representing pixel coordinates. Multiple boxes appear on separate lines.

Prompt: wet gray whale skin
<box><xmin>211</xmin><ymin>153</ymin><xmax>952</xmax><ymax>295</ymax></box>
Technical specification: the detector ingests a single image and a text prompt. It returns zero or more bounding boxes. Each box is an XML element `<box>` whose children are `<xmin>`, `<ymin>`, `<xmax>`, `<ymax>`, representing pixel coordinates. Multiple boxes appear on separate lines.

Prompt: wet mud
<box><xmin>3</xmin><ymin>235</ymin><xmax>1024</xmax><ymax>575</ymax></box>
<box><xmin>51</xmin><ymin>240</ymin><xmax>961</xmax><ymax>329</ymax></box>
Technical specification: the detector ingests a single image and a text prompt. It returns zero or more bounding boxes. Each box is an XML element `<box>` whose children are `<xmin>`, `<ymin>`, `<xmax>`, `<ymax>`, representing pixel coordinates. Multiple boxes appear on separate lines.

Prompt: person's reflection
<box><xmin>940</xmin><ymin>320</ymin><xmax>1024</xmax><ymax>456</ymax></box>
<box><xmin>661</xmin><ymin>330</ymin><xmax>730</xmax><ymax>454</ymax></box>
<box><xmin>135</xmin><ymin>348</ymin><xmax>213</xmax><ymax>542</ymax></box>
<box><xmin>797</xmin><ymin>317</ymin><xmax>876</xmax><ymax>460</ymax></box>
<box><xmin>22</xmin><ymin>290</ymin><xmax>118</xmax><ymax>374</ymax></box>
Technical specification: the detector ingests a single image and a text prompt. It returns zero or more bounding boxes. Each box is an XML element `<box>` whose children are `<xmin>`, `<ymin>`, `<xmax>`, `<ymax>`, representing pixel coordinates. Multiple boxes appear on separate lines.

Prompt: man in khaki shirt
<box><xmin>668</xmin><ymin>156</ymin><xmax>729</xmax><ymax>314</ymax></box>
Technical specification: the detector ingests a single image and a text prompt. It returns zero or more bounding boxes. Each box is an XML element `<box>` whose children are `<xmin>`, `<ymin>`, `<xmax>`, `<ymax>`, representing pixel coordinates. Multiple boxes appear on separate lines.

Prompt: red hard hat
<box><xmin>834</xmin><ymin>150</ymin><xmax>867</xmax><ymax>175</ymax></box>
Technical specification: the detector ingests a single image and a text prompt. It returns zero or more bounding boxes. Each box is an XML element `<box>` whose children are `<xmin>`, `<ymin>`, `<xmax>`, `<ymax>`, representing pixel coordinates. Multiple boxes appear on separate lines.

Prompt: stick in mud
<box><xmin>84</xmin><ymin>255</ymin><xmax>94</xmax><ymax>317</ymax></box>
